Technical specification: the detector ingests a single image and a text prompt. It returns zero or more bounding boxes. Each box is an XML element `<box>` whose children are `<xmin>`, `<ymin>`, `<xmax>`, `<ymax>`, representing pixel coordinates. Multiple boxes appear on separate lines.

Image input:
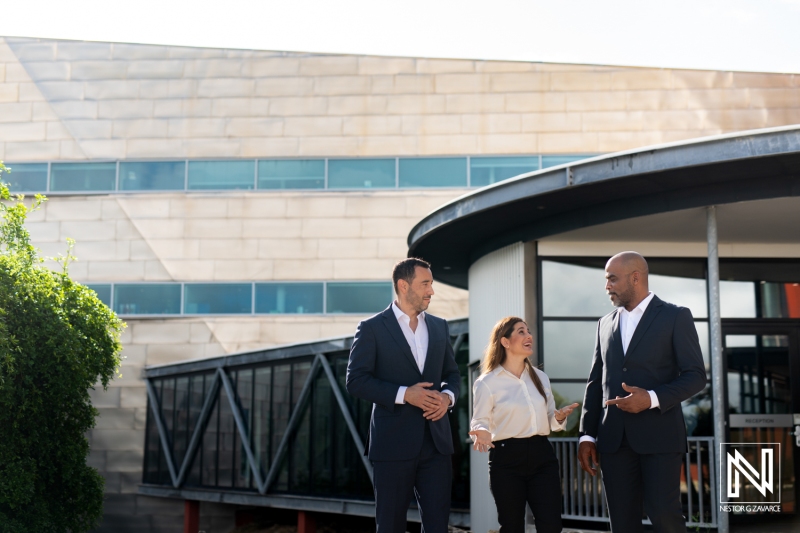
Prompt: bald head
<box><xmin>605</xmin><ymin>251</ymin><xmax>650</xmax><ymax>311</ymax></box>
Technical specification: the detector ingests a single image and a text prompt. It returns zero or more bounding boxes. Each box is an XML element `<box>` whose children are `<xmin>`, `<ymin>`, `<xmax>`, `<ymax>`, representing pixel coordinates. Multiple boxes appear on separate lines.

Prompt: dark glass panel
<box><xmin>114</xmin><ymin>283</ymin><xmax>181</xmax><ymax>315</ymax></box>
<box><xmin>158</xmin><ymin>379</ymin><xmax>175</xmax><ymax>485</ymax></box>
<box><xmin>271</xmin><ymin>364</ymin><xmax>292</xmax><ymax>492</ymax></box>
<box><xmin>258</xmin><ymin>160</ymin><xmax>324</xmax><ymax>190</ymax></box>
<box><xmin>289</xmin><ymin>362</ymin><xmax>311</xmax><ymax>492</ymax></box>
<box><xmin>185</xmin><ymin>374</ymin><xmax>206</xmax><ymax>486</ymax></box>
<box><xmin>86</xmin><ymin>284</ymin><xmax>112</xmax><ymax>307</ymax></box>
<box><xmin>172</xmin><ymin>377</ymin><xmax>190</xmax><ymax>469</ymax></box>
<box><xmin>184</xmin><ymin>283</ymin><xmax>252</xmax><ymax>314</ymax></box>
<box><xmin>201</xmin><ymin>394</ymin><xmax>220</xmax><ymax>486</ymax></box>
<box><xmin>311</xmin><ymin>370</ymin><xmax>333</xmax><ymax>493</ymax></box>
<box><xmin>119</xmin><ymin>161</ymin><xmax>185</xmax><ymax>190</ymax></box>
<box><xmin>217</xmin><ymin>383</ymin><xmax>235</xmax><ymax>487</ymax></box>
<box><xmin>187</xmin><ymin>160</ymin><xmax>254</xmax><ymax>190</ymax></box>
<box><xmin>4</xmin><ymin>163</ymin><xmax>48</xmax><ymax>191</ymax></box>
<box><xmin>255</xmin><ymin>283</ymin><xmax>323</xmax><ymax>314</ymax></box>
<box><xmin>541</xmin><ymin>154</ymin><xmax>594</xmax><ymax>168</ymax></box>
<box><xmin>253</xmin><ymin>367</ymin><xmax>272</xmax><ymax>478</ymax></box>
<box><xmin>327</xmin><ymin>159</ymin><xmax>395</xmax><ymax>189</ymax></box>
<box><xmin>326</xmin><ymin>282</ymin><xmax>392</xmax><ymax>314</ymax></box>
<box><xmin>143</xmin><ymin>387</ymin><xmax>161</xmax><ymax>484</ymax></box>
<box><xmin>234</xmin><ymin>369</ymin><xmax>255</xmax><ymax>489</ymax></box>
<box><xmin>398</xmin><ymin>157</ymin><xmax>467</xmax><ymax>188</ymax></box>
<box><xmin>469</xmin><ymin>156</ymin><xmax>539</xmax><ymax>187</ymax></box>
<box><xmin>50</xmin><ymin>162</ymin><xmax>116</xmax><ymax>191</ymax></box>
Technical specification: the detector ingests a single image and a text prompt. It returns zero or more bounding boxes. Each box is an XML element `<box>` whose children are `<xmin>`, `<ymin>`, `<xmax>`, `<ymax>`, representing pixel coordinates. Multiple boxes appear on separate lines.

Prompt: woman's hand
<box><xmin>555</xmin><ymin>402</ymin><xmax>580</xmax><ymax>423</ymax></box>
<box><xmin>468</xmin><ymin>429</ymin><xmax>494</xmax><ymax>452</ymax></box>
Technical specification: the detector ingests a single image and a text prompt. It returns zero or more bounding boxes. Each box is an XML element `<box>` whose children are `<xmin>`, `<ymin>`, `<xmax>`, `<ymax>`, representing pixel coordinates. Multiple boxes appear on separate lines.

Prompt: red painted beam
<box><xmin>298</xmin><ymin>510</ymin><xmax>316</xmax><ymax>533</ymax></box>
<box><xmin>184</xmin><ymin>500</ymin><xmax>200</xmax><ymax>533</ymax></box>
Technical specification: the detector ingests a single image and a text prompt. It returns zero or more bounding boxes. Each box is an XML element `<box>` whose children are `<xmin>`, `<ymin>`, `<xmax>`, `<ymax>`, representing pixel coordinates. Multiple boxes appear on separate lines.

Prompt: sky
<box><xmin>3</xmin><ymin>0</ymin><xmax>800</xmax><ymax>73</ymax></box>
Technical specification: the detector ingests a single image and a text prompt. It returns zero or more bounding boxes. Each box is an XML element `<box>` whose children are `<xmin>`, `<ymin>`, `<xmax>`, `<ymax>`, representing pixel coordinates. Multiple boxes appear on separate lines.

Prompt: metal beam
<box><xmin>217</xmin><ymin>368</ymin><xmax>265</xmax><ymax>490</ymax></box>
<box><xmin>707</xmin><ymin>206</ymin><xmax>729</xmax><ymax>533</ymax></box>
<box><xmin>318</xmin><ymin>354</ymin><xmax>373</xmax><ymax>483</ymax></box>
<box><xmin>174</xmin><ymin>371</ymin><xmax>221</xmax><ymax>487</ymax></box>
<box><xmin>145</xmin><ymin>379</ymin><xmax>179</xmax><ymax>487</ymax></box>
<box><xmin>259</xmin><ymin>355</ymin><xmax>322</xmax><ymax>494</ymax></box>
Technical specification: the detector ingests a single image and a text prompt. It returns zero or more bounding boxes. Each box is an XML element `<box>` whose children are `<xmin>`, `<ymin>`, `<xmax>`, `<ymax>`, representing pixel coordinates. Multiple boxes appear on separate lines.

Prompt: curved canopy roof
<box><xmin>408</xmin><ymin>126</ymin><xmax>800</xmax><ymax>289</ymax></box>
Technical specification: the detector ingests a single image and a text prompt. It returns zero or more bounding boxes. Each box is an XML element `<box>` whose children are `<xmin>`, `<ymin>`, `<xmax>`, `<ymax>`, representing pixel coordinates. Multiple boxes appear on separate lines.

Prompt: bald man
<box><xmin>578</xmin><ymin>252</ymin><xmax>706</xmax><ymax>533</ymax></box>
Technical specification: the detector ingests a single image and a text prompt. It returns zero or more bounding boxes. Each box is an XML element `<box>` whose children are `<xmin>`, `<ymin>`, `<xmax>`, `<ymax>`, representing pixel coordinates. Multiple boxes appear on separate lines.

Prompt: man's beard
<box><xmin>610</xmin><ymin>286</ymin><xmax>635</xmax><ymax>308</ymax></box>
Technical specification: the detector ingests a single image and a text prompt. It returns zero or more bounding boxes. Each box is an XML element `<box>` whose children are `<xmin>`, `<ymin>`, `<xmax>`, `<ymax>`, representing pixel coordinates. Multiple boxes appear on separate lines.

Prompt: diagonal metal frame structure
<box><xmin>144</xmin><ymin>354</ymin><xmax>374</xmax><ymax>494</ymax></box>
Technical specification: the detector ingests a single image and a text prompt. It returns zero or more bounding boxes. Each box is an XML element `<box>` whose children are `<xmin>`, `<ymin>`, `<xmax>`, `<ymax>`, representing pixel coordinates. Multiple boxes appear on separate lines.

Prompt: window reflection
<box><xmin>115</xmin><ymin>283</ymin><xmax>181</xmax><ymax>315</ymax></box>
<box><xmin>541</xmin><ymin>261</ymin><xmax>610</xmax><ymax>317</ymax></box>
<box><xmin>4</xmin><ymin>163</ymin><xmax>47</xmax><ymax>191</ymax></box>
<box><xmin>184</xmin><ymin>283</ymin><xmax>252</xmax><ymax>314</ymax></box>
<box><xmin>120</xmin><ymin>161</ymin><xmax>185</xmax><ymax>190</ymax></box>
<box><xmin>258</xmin><ymin>160</ymin><xmax>324</xmax><ymax>190</ymax></box>
<box><xmin>50</xmin><ymin>162</ymin><xmax>116</xmax><ymax>191</ymax></box>
<box><xmin>761</xmin><ymin>282</ymin><xmax>800</xmax><ymax>319</ymax></box>
<box><xmin>720</xmin><ymin>281</ymin><xmax>756</xmax><ymax>318</ymax></box>
<box><xmin>542</xmin><ymin>321</ymin><xmax>596</xmax><ymax>380</ymax></box>
<box><xmin>188</xmin><ymin>161</ymin><xmax>254</xmax><ymax>190</ymax></box>
<box><xmin>470</xmin><ymin>156</ymin><xmax>539</xmax><ymax>187</ymax></box>
<box><xmin>326</xmin><ymin>282</ymin><xmax>392</xmax><ymax>313</ymax></box>
<box><xmin>541</xmin><ymin>155</ymin><xmax>594</xmax><ymax>168</ymax></box>
<box><xmin>398</xmin><ymin>158</ymin><xmax>467</xmax><ymax>188</ymax></box>
<box><xmin>327</xmin><ymin>159</ymin><xmax>395</xmax><ymax>189</ymax></box>
<box><xmin>255</xmin><ymin>283</ymin><xmax>323</xmax><ymax>314</ymax></box>
<box><xmin>86</xmin><ymin>284</ymin><xmax>112</xmax><ymax>307</ymax></box>
<box><xmin>650</xmin><ymin>273</ymin><xmax>707</xmax><ymax>319</ymax></box>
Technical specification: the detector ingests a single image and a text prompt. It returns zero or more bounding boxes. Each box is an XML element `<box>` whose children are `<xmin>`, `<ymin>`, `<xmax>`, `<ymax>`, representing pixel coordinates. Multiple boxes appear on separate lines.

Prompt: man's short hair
<box><xmin>392</xmin><ymin>258</ymin><xmax>431</xmax><ymax>294</ymax></box>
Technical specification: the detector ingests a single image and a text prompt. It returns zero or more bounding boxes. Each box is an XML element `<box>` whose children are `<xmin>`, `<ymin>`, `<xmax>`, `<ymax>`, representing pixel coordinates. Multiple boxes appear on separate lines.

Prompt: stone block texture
<box><xmin>4</xmin><ymin>35</ymin><xmax>800</xmax><ymax>533</ymax></box>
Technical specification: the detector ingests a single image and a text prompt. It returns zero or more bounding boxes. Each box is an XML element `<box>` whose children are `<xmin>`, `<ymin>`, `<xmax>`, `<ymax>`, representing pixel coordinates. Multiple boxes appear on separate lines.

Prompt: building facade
<box><xmin>1</xmin><ymin>35</ymin><xmax>800</xmax><ymax>531</ymax></box>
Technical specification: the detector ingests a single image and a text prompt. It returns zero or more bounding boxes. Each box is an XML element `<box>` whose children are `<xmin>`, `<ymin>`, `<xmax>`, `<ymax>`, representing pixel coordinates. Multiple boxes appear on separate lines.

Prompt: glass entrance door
<box><xmin>724</xmin><ymin>325</ymin><xmax>800</xmax><ymax>515</ymax></box>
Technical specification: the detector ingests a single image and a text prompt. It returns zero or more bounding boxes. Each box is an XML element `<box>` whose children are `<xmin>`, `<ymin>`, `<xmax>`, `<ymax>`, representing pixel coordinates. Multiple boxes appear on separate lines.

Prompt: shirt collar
<box><xmin>392</xmin><ymin>301</ymin><xmax>425</xmax><ymax>323</ymax></box>
<box><xmin>622</xmin><ymin>291</ymin><xmax>655</xmax><ymax>316</ymax></box>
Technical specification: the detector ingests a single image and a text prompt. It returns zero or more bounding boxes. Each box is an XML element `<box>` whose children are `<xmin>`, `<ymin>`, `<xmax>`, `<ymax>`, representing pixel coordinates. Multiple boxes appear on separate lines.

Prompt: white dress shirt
<box><xmin>580</xmin><ymin>292</ymin><xmax>660</xmax><ymax>445</ymax></box>
<box><xmin>392</xmin><ymin>302</ymin><xmax>454</xmax><ymax>407</ymax></box>
<box><xmin>470</xmin><ymin>365</ymin><xmax>566</xmax><ymax>442</ymax></box>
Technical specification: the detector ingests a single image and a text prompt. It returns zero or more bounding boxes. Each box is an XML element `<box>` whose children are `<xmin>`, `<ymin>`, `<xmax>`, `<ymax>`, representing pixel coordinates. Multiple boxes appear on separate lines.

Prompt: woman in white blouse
<box><xmin>469</xmin><ymin>316</ymin><xmax>579</xmax><ymax>533</ymax></box>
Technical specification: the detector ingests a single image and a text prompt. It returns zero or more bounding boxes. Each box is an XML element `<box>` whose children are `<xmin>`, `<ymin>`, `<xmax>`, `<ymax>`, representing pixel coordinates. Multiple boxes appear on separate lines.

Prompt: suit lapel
<box><xmin>381</xmin><ymin>306</ymin><xmax>421</xmax><ymax>375</ymax></box>
<box><xmin>421</xmin><ymin>316</ymin><xmax>438</xmax><ymax>376</ymax></box>
<box><xmin>610</xmin><ymin>310</ymin><xmax>624</xmax><ymax>362</ymax></box>
<box><xmin>625</xmin><ymin>295</ymin><xmax>663</xmax><ymax>357</ymax></box>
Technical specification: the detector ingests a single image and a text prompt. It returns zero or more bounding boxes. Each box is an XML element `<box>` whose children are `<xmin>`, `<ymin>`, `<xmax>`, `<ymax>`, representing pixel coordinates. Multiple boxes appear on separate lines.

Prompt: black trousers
<box><xmin>371</xmin><ymin>422</ymin><xmax>452</xmax><ymax>533</ymax></box>
<box><xmin>488</xmin><ymin>435</ymin><xmax>563</xmax><ymax>533</ymax></box>
<box><xmin>600</xmin><ymin>433</ymin><xmax>686</xmax><ymax>533</ymax></box>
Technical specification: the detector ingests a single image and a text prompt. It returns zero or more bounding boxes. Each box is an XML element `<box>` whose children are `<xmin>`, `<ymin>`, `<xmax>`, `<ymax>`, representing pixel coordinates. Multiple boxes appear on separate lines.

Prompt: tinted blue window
<box><xmin>255</xmin><ymin>283</ymin><xmax>323</xmax><ymax>314</ymax></box>
<box><xmin>326</xmin><ymin>282</ymin><xmax>392</xmax><ymax>314</ymax></box>
<box><xmin>4</xmin><ymin>163</ymin><xmax>48</xmax><ymax>192</ymax></box>
<box><xmin>86</xmin><ymin>284</ymin><xmax>112</xmax><ymax>307</ymax></box>
<box><xmin>327</xmin><ymin>159</ymin><xmax>395</xmax><ymax>189</ymax></box>
<box><xmin>470</xmin><ymin>156</ymin><xmax>539</xmax><ymax>187</ymax></box>
<box><xmin>187</xmin><ymin>161</ymin><xmax>254</xmax><ymax>190</ymax></box>
<box><xmin>541</xmin><ymin>155</ymin><xmax>593</xmax><ymax>168</ymax></box>
<box><xmin>114</xmin><ymin>284</ymin><xmax>181</xmax><ymax>315</ymax></box>
<box><xmin>184</xmin><ymin>284</ymin><xmax>252</xmax><ymax>314</ymax></box>
<box><xmin>120</xmin><ymin>161</ymin><xmax>185</xmax><ymax>191</ymax></box>
<box><xmin>258</xmin><ymin>160</ymin><xmax>324</xmax><ymax>190</ymax></box>
<box><xmin>398</xmin><ymin>158</ymin><xmax>467</xmax><ymax>188</ymax></box>
<box><xmin>50</xmin><ymin>163</ymin><xmax>116</xmax><ymax>191</ymax></box>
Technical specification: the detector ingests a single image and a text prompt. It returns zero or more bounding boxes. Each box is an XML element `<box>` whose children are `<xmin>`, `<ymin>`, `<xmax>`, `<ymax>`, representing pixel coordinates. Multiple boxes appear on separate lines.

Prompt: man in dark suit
<box><xmin>346</xmin><ymin>258</ymin><xmax>460</xmax><ymax>533</ymax></box>
<box><xmin>578</xmin><ymin>252</ymin><xmax>706</xmax><ymax>533</ymax></box>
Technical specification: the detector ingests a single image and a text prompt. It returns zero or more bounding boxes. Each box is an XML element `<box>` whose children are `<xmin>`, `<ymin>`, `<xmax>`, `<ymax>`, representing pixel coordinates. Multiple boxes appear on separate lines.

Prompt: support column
<box><xmin>707</xmin><ymin>206</ymin><xmax>729</xmax><ymax>533</ymax></box>
<box><xmin>298</xmin><ymin>510</ymin><xmax>316</xmax><ymax>533</ymax></box>
<box><xmin>184</xmin><ymin>500</ymin><xmax>200</xmax><ymax>533</ymax></box>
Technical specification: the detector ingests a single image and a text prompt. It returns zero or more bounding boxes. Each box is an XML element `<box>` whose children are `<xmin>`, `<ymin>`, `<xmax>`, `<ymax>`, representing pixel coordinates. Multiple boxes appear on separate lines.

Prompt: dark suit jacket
<box><xmin>345</xmin><ymin>304</ymin><xmax>461</xmax><ymax>462</ymax></box>
<box><xmin>579</xmin><ymin>295</ymin><xmax>706</xmax><ymax>454</ymax></box>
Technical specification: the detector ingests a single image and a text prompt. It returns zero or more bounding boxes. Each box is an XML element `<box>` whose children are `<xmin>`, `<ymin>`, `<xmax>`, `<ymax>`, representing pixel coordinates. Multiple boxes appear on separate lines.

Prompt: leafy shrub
<box><xmin>0</xmin><ymin>163</ymin><xmax>124</xmax><ymax>532</ymax></box>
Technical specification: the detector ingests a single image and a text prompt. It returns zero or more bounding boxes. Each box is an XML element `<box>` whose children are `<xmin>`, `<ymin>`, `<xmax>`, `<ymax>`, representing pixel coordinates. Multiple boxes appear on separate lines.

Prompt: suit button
<box><xmin>622</xmin><ymin>368</ymin><xmax>627</xmax><ymax>372</ymax></box>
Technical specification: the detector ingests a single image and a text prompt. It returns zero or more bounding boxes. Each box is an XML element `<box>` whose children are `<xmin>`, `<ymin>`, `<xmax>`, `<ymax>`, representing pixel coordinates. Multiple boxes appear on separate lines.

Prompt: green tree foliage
<box><xmin>0</xmin><ymin>163</ymin><xmax>124</xmax><ymax>532</ymax></box>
